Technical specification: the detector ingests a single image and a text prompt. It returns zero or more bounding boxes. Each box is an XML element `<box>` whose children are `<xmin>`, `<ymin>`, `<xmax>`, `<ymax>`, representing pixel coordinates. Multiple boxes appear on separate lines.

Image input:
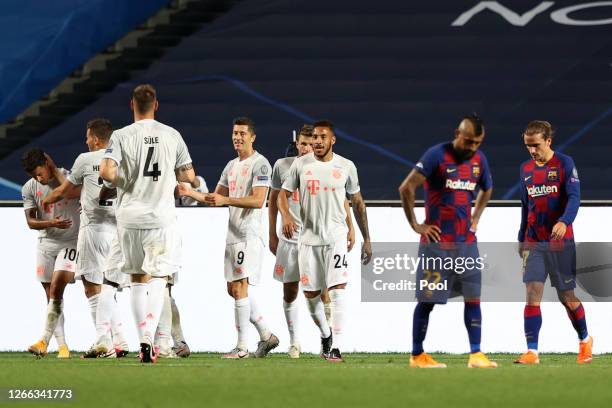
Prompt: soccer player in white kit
<box><xmin>100</xmin><ymin>84</ymin><xmax>198</xmax><ymax>363</ymax></box>
<box><xmin>152</xmin><ymin>176</ymin><xmax>208</xmax><ymax>359</ymax></box>
<box><xmin>279</xmin><ymin>120</ymin><xmax>372</xmax><ymax>362</ymax></box>
<box><xmin>269</xmin><ymin>125</ymin><xmax>356</xmax><ymax>358</ymax></box>
<box><xmin>43</xmin><ymin>119</ymin><xmax>130</xmax><ymax>358</ymax></box>
<box><xmin>22</xmin><ymin>148</ymin><xmax>80</xmax><ymax>358</ymax></box>
<box><xmin>178</xmin><ymin>117</ymin><xmax>279</xmax><ymax>359</ymax></box>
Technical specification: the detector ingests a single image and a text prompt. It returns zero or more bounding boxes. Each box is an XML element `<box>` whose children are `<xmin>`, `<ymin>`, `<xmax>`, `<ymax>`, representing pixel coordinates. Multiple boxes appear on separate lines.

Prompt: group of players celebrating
<box><xmin>20</xmin><ymin>84</ymin><xmax>591</xmax><ymax>366</ymax></box>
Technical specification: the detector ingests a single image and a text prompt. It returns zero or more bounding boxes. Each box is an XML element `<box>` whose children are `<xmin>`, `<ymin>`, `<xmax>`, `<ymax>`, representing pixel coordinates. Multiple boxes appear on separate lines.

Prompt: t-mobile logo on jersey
<box><xmin>306</xmin><ymin>180</ymin><xmax>320</xmax><ymax>196</ymax></box>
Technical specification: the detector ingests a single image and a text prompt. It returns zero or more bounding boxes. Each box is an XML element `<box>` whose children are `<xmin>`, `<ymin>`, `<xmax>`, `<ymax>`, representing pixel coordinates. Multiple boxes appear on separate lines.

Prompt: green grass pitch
<box><xmin>1</xmin><ymin>353</ymin><xmax>611</xmax><ymax>408</ymax></box>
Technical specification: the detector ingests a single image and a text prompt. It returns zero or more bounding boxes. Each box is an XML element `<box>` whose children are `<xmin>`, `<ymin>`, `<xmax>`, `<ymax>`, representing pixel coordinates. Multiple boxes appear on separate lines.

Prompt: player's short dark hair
<box><xmin>132</xmin><ymin>84</ymin><xmax>157</xmax><ymax>113</ymax></box>
<box><xmin>86</xmin><ymin>118</ymin><xmax>113</xmax><ymax>141</ymax></box>
<box><xmin>21</xmin><ymin>147</ymin><xmax>47</xmax><ymax>174</ymax></box>
<box><xmin>524</xmin><ymin>120</ymin><xmax>554</xmax><ymax>140</ymax></box>
<box><xmin>313</xmin><ymin>120</ymin><xmax>335</xmax><ymax>134</ymax></box>
<box><xmin>463</xmin><ymin>113</ymin><xmax>484</xmax><ymax>136</ymax></box>
<box><xmin>298</xmin><ymin>124</ymin><xmax>313</xmax><ymax>139</ymax></box>
<box><xmin>233</xmin><ymin>116</ymin><xmax>256</xmax><ymax>134</ymax></box>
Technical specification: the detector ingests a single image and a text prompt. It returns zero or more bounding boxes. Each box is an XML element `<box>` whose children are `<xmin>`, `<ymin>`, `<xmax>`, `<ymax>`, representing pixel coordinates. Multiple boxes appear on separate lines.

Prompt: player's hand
<box><xmin>176</xmin><ymin>183</ymin><xmax>192</xmax><ymax>198</ymax></box>
<box><xmin>517</xmin><ymin>242</ymin><xmax>524</xmax><ymax>257</ymax></box>
<box><xmin>413</xmin><ymin>223</ymin><xmax>441</xmax><ymax>243</ymax></box>
<box><xmin>51</xmin><ymin>217</ymin><xmax>72</xmax><ymax>229</ymax></box>
<box><xmin>269</xmin><ymin>234</ymin><xmax>279</xmax><ymax>255</ymax></box>
<box><xmin>41</xmin><ymin>196</ymin><xmax>53</xmax><ymax>212</ymax></box>
<box><xmin>469</xmin><ymin>216</ymin><xmax>479</xmax><ymax>233</ymax></box>
<box><xmin>347</xmin><ymin>227</ymin><xmax>355</xmax><ymax>252</ymax></box>
<box><xmin>551</xmin><ymin>221</ymin><xmax>567</xmax><ymax>241</ymax></box>
<box><xmin>282</xmin><ymin>217</ymin><xmax>298</xmax><ymax>240</ymax></box>
<box><xmin>205</xmin><ymin>193</ymin><xmax>227</xmax><ymax>206</ymax></box>
<box><xmin>361</xmin><ymin>240</ymin><xmax>372</xmax><ymax>265</ymax></box>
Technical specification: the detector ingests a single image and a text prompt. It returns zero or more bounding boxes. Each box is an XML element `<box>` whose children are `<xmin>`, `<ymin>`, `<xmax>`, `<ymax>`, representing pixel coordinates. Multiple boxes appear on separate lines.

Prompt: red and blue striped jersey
<box><xmin>415</xmin><ymin>143</ymin><xmax>493</xmax><ymax>243</ymax></box>
<box><xmin>518</xmin><ymin>152</ymin><xmax>580</xmax><ymax>244</ymax></box>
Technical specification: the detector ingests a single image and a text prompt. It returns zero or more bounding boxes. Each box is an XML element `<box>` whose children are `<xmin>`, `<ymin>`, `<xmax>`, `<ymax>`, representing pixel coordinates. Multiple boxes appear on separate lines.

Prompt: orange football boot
<box><xmin>409</xmin><ymin>352</ymin><xmax>447</xmax><ymax>368</ymax></box>
<box><xmin>577</xmin><ymin>336</ymin><xmax>593</xmax><ymax>364</ymax></box>
<box><xmin>514</xmin><ymin>350</ymin><xmax>540</xmax><ymax>365</ymax></box>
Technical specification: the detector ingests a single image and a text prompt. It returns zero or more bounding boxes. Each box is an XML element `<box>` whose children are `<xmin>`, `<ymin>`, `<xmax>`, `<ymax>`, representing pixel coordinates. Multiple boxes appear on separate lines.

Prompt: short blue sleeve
<box><xmin>478</xmin><ymin>152</ymin><xmax>493</xmax><ymax>191</ymax></box>
<box><xmin>414</xmin><ymin>145</ymin><xmax>441</xmax><ymax>178</ymax></box>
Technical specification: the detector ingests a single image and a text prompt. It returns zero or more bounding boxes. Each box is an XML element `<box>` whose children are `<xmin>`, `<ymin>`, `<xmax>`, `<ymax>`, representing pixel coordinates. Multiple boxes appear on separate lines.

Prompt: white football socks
<box><xmin>95</xmin><ymin>284</ymin><xmax>115</xmax><ymax>345</ymax></box>
<box><xmin>155</xmin><ymin>287</ymin><xmax>172</xmax><ymax>349</ymax></box>
<box><xmin>110</xmin><ymin>293</ymin><xmax>127</xmax><ymax>348</ymax></box>
<box><xmin>141</xmin><ymin>278</ymin><xmax>166</xmax><ymax>344</ymax></box>
<box><xmin>329</xmin><ymin>289</ymin><xmax>347</xmax><ymax>350</ymax></box>
<box><xmin>53</xmin><ymin>312</ymin><xmax>66</xmax><ymax>346</ymax></box>
<box><xmin>130</xmin><ymin>282</ymin><xmax>148</xmax><ymax>340</ymax></box>
<box><xmin>170</xmin><ymin>296</ymin><xmax>185</xmax><ymax>344</ymax></box>
<box><xmin>42</xmin><ymin>299</ymin><xmax>63</xmax><ymax>345</ymax></box>
<box><xmin>235</xmin><ymin>297</ymin><xmax>250</xmax><ymax>349</ymax></box>
<box><xmin>249</xmin><ymin>296</ymin><xmax>271</xmax><ymax>341</ymax></box>
<box><xmin>324</xmin><ymin>301</ymin><xmax>333</xmax><ymax>326</ymax></box>
<box><xmin>283</xmin><ymin>300</ymin><xmax>299</xmax><ymax>346</ymax></box>
<box><xmin>87</xmin><ymin>294</ymin><xmax>99</xmax><ymax>328</ymax></box>
<box><xmin>306</xmin><ymin>295</ymin><xmax>331</xmax><ymax>338</ymax></box>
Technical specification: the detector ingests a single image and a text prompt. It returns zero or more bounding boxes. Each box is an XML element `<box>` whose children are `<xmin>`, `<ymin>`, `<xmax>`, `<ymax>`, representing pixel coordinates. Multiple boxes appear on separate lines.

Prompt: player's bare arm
<box><xmin>399</xmin><ymin>169</ymin><xmax>441</xmax><ymax>243</ymax></box>
<box><xmin>207</xmin><ymin>185</ymin><xmax>268</xmax><ymax>208</ymax></box>
<box><xmin>24</xmin><ymin>208</ymin><xmax>71</xmax><ymax>230</ymax></box>
<box><xmin>175</xmin><ymin>162</ymin><xmax>198</xmax><ymax>187</ymax></box>
<box><xmin>177</xmin><ymin>181</ymin><xmax>216</xmax><ymax>203</ymax></box>
<box><xmin>268</xmin><ymin>188</ymin><xmax>280</xmax><ymax>255</ymax></box>
<box><xmin>99</xmin><ymin>185</ymin><xmax>117</xmax><ymax>201</ymax></box>
<box><xmin>43</xmin><ymin>180</ymin><xmax>81</xmax><ymax>206</ymax></box>
<box><xmin>344</xmin><ymin>198</ymin><xmax>355</xmax><ymax>252</ymax></box>
<box><xmin>349</xmin><ymin>191</ymin><xmax>372</xmax><ymax>264</ymax></box>
<box><xmin>99</xmin><ymin>158</ymin><xmax>119</xmax><ymax>186</ymax></box>
<box><xmin>470</xmin><ymin>187</ymin><xmax>492</xmax><ymax>233</ymax></box>
<box><xmin>278</xmin><ymin>188</ymin><xmax>298</xmax><ymax>239</ymax></box>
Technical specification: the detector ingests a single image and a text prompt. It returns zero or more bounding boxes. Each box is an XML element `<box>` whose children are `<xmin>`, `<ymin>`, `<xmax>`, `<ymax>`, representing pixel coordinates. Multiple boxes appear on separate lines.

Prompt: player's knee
<box><xmin>229</xmin><ymin>280</ymin><xmax>247</xmax><ymax>299</ymax></box>
<box><xmin>303</xmin><ymin>290</ymin><xmax>321</xmax><ymax>299</ymax></box>
<box><xmin>283</xmin><ymin>283</ymin><xmax>299</xmax><ymax>303</ymax></box>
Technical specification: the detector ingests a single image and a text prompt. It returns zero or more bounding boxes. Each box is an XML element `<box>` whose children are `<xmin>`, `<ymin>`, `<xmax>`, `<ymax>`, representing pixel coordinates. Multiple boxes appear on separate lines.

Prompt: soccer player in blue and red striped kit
<box><xmin>399</xmin><ymin>114</ymin><xmax>497</xmax><ymax>368</ymax></box>
<box><xmin>515</xmin><ymin>120</ymin><xmax>592</xmax><ymax>365</ymax></box>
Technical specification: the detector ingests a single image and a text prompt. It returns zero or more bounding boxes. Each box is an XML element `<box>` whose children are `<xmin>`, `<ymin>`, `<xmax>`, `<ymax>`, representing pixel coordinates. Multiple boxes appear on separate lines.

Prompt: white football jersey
<box><xmin>102</xmin><ymin>119</ymin><xmax>192</xmax><ymax>229</ymax></box>
<box><xmin>67</xmin><ymin>149</ymin><xmax>116</xmax><ymax>227</ymax></box>
<box><xmin>22</xmin><ymin>168</ymin><xmax>81</xmax><ymax>243</ymax></box>
<box><xmin>282</xmin><ymin>152</ymin><xmax>360</xmax><ymax>245</ymax></box>
<box><xmin>271</xmin><ymin>156</ymin><xmax>301</xmax><ymax>244</ymax></box>
<box><xmin>218</xmin><ymin>151</ymin><xmax>271</xmax><ymax>244</ymax></box>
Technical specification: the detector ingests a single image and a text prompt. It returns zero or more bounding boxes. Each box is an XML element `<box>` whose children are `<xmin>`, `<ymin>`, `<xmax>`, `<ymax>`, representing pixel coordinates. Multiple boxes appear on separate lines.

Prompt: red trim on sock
<box><xmin>570</xmin><ymin>305</ymin><xmax>585</xmax><ymax>320</ymax></box>
<box><xmin>524</xmin><ymin>305</ymin><xmax>541</xmax><ymax>318</ymax></box>
<box><xmin>465</xmin><ymin>300</ymin><xmax>480</xmax><ymax>305</ymax></box>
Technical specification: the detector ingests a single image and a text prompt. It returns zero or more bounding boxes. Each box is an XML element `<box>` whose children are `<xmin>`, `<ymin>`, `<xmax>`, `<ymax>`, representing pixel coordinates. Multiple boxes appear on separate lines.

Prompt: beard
<box><xmin>454</xmin><ymin>148</ymin><xmax>475</xmax><ymax>161</ymax></box>
<box><xmin>314</xmin><ymin>144</ymin><xmax>332</xmax><ymax>159</ymax></box>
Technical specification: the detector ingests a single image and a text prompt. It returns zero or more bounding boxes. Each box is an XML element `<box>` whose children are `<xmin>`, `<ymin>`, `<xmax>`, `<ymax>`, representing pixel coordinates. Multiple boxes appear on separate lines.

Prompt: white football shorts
<box><xmin>76</xmin><ymin>224</ymin><xmax>115</xmax><ymax>285</ymax></box>
<box><xmin>298</xmin><ymin>239</ymin><xmax>349</xmax><ymax>291</ymax></box>
<box><xmin>36</xmin><ymin>238</ymin><xmax>78</xmax><ymax>283</ymax></box>
<box><xmin>118</xmin><ymin>223</ymin><xmax>181</xmax><ymax>278</ymax></box>
<box><xmin>273</xmin><ymin>239</ymin><xmax>300</xmax><ymax>283</ymax></box>
<box><xmin>224</xmin><ymin>239</ymin><xmax>264</xmax><ymax>285</ymax></box>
